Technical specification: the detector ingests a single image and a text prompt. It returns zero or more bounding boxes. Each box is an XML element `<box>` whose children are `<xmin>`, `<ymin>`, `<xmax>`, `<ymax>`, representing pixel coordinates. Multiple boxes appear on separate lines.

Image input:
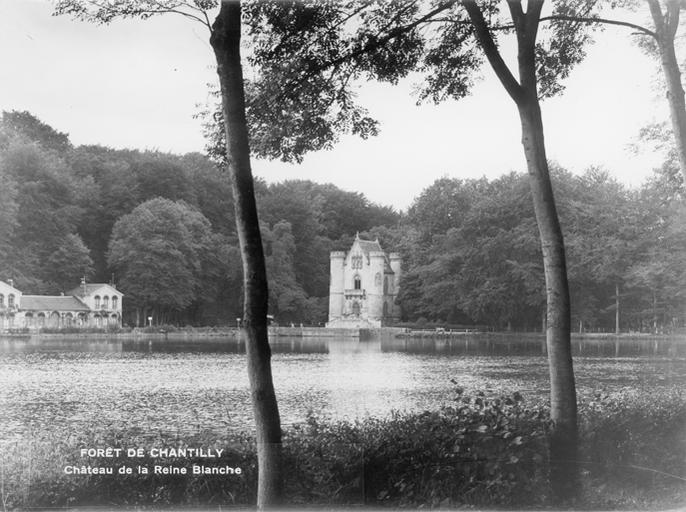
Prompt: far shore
<box><xmin>0</xmin><ymin>326</ymin><xmax>685</xmax><ymax>341</ymax></box>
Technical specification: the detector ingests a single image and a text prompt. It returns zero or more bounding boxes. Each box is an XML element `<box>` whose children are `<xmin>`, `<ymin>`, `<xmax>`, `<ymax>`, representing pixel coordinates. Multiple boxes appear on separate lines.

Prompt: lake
<box><xmin>2</xmin><ymin>334</ymin><xmax>685</xmax><ymax>443</ymax></box>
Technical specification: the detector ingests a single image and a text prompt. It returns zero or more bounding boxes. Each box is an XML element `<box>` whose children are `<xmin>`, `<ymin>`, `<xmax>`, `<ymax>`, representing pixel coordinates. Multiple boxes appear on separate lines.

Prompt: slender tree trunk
<box><xmin>648</xmin><ymin>0</ymin><xmax>686</xmax><ymax>183</ymax></box>
<box><xmin>615</xmin><ymin>283</ymin><xmax>619</xmax><ymax>334</ymax></box>
<box><xmin>518</xmin><ymin>96</ymin><xmax>578</xmax><ymax>503</ymax></box>
<box><xmin>653</xmin><ymin>289</ymin><xmax>658</xmax><ymax>334</ymax></box>
<box><xmin>210</xmin><ymin>1</ymin><xmax>282</xmax><ymax>507</ymax></box>
<box><xmin>659</xmin><ymin>40</ymin><xmax>686</xmax><ymax>178</ymax></box>
<box><xmin>462</xmin><ymin>0</ymin><xmax>578</xmax><ymax>502</ymax></box>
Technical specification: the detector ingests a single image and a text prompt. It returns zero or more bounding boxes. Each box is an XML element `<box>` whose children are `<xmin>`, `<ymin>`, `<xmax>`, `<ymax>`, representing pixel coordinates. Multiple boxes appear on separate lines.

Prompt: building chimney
<box><xmin>8</xmin><ymin>279</ymin><xmax>13</xmax><ymax>288</ymax></box>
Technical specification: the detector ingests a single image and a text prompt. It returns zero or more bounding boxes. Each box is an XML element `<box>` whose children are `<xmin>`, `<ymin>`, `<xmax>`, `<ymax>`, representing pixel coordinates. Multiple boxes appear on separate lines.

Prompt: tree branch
<box><xmin>314</xmin><ymin>0</ymin><xmax>458</xmax><ymax>75</ymax></box>
<box><xmin>647</xmin><ymin>0</ymin><xmax>665</xmax><ymax>35</ymax></box>
<box><xmin>664</xmin><ymin>0</ymin><xmax>681</xmax><ymax>40</ymax></box>
<box><xmin>523</xmin><ymin>0</ymin><xmax>544</xmax><ymax>49</ymax></box>
<box><xmin>462</xmin><ymin>0</ymin><xmax>523</xmax><ymax>103</ymax></box>
<box><xmin>539</xmin><ymin>14</ymin><xmax>657</xmax><ymax>39</ymax></box>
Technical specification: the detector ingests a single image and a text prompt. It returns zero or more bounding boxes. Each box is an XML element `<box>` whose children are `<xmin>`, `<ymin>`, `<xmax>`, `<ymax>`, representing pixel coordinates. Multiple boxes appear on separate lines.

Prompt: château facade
<box><xmin>327</xmin><ymin>234</ymin><xmax>401</xmax><ymax>328</ymax></box>
<box><xmin>0</xmin><ymin>278</ymin><xmax>123</xmax><ymax>331</ymax></box>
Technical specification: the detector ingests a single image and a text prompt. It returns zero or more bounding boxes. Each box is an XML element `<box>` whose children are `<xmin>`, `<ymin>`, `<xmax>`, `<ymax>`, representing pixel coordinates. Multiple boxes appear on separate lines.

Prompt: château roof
<box><xmin>357</xmin><ymin>239</ymin><xmax>384</xmax><ymax>255</ymax></box>
<box><xmin>21</xmin><ymin>295</ymin><xmax>90</xmax><ymax>312</ymax></box>
<box><xmin>353</xmin><ymin>235</ymin><xmax>394</xmax><ymax>274</ymax></box>
<box><xmin>67</xmin><ymin>283</ymin><xmax>122</xmax><ymax>298</ymax></box>
<box><xmin>0</xmin><ymin>280</ymin><xmax>21</xmax><ymax>293</ymax></box>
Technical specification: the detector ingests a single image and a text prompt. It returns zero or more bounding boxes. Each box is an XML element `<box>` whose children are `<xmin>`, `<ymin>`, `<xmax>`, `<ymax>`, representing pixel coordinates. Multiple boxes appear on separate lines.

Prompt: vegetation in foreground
<box><xmin>2</xmin><ymin>389</ymin><xmax>684</xmax><ymax>510</ymax></box>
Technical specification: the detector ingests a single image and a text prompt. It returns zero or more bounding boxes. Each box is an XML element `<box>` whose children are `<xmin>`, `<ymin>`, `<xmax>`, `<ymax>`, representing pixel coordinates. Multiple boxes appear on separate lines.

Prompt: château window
<box><xmin>0</xmin><ymin>294</ymin><xmax>4</xmax><ymax>307</ymax></box>
<box><xmin>383</xmin><ymin>276</ymin><xmax>389</xmax><ymax>294</ymax></box>
<box><xmin>351</xmin><ymin>254</ymin><xmax>363</xmax><ymax>269</ymax></box>
<box><xmin>94</xmin><ymin>295</ymin><xmax>100</xmax><ymax>309</ymax></box>
<box><xmin>112</xmin><ymin>296</ymin><xmax>118</xmax><ymax>310</ymax></box>
<box><xmin>8</xmin><ymin>294</ymin><xmax>14</xmax><ymax>308</ymax></box>
<box><xmin>354</xmin><ymin>276</ymin><xmax>361</xmax><ymax>290</ymax></box>
<box><xmin>103</xmin><ymin>296</ymin><xmax>109</xmax><ymax>309</ymax></box>
<box><xmin>352</xmin><ymin>301</ymin><xmax>361</xmax><ymax>316</ymax></box>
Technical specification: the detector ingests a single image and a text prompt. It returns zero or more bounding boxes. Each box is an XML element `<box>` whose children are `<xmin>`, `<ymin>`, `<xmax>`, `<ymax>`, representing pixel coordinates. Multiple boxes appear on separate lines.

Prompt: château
<box><xmin>327</xmin><ymin>234</ymin><xmax>401</xmax><ymax>328</ymax></box>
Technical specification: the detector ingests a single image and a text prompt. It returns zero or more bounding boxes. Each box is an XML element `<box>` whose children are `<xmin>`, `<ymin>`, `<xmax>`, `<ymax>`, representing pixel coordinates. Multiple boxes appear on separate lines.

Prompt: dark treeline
<box><xmin>1</xmin><ymin>110</ymin><xmax>683</xmax><ymax>332</ymax></box>
<box><xmin>0</xmin><ymin>111</ymin><xmax>398</xmax><ymax>326</ymax></box>
<box><xmin>398</xmin><ymin>166</ymin><xmax>685</xmax><ymax>333</ymax></box>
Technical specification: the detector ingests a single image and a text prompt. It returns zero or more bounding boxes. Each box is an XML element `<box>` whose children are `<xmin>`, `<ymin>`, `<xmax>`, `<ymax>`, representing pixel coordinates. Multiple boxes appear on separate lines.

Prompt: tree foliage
<box><xmin>107</xmin><ymin>198</ymin><xmax>215</xmax><ymax>316</ymax></box>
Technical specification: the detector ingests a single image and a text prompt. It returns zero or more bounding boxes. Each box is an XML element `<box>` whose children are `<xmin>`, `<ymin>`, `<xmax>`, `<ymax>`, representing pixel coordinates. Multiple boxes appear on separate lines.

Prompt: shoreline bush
<box><xmin>1</xmin><ymin>390</ymin><xmax>684</xmax><ymax>510</ymax></box>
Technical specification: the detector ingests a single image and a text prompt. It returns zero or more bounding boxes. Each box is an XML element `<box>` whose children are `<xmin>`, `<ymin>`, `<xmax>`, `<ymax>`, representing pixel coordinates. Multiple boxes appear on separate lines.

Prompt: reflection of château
<box><xmin>327</xmin><ymin>233</ymin><xmax>401</xmax><ymax>328</ymax></box>
<box><xmin>0</xmin><ymin>278</ymin><xmax>123</xmax><ymax>331</ymax></box>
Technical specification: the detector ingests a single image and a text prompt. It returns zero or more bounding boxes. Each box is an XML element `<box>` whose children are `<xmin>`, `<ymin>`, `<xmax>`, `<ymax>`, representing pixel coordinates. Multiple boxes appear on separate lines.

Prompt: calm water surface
<box><xmin>1</xmin><ymin>334</ymin><xmax>685</xmax><ymax>441</ymax></box>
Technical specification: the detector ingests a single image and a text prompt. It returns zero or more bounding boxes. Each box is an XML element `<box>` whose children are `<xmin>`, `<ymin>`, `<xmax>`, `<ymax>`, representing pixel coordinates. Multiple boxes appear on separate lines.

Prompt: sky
<box><xmin>0</xmin><ymin>0</ymin><xmax>671</xmax><ymax>210</ymax></box>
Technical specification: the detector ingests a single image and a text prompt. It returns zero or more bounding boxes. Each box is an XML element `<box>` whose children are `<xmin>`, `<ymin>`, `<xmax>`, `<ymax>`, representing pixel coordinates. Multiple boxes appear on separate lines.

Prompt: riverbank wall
<box><xmin>1</xmin><ymin>326</ymin><xmax>407</xmax><ymax>340</ymax></box>
<box><xmin>2</xmin><ymin>327</ymin><xmax>682</xmax><ymax>342</ymax></box>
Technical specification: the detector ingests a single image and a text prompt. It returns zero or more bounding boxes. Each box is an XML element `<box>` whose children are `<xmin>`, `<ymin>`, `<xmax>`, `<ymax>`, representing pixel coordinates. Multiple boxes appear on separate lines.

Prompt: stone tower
<box><xmin>326</xmin><ymin>234</ymin><xmax>401</xmax><ymax>328</ymax></box>
<box><xmin>328</xmin><ymin>251</ymin><xmax>346</xmax><ymax>323</ymax></box>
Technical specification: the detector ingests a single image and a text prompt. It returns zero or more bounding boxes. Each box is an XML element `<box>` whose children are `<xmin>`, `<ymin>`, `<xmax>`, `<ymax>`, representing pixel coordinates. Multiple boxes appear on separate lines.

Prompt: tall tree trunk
<box><xmin>462</xmin><ymin>0</ymin><xmax>578</xmax><ymax>502</ymax></box>
<box><xmin>648</xmin><ymin>0</ymin><xmax>686</xmax><ymax>183</ymax></box>
<box><xmin>517</xmin><ymin>95</ymin><xmax>578</xmax><ymax>503</ymax></box>
<box><xmin>615</xmin><ymin>283</ymin><xmax>619</xmax><ymax>334</ymax></box>
<box><xmin>653</xmin><ymin>289</ymin><xmax>658</xmax><ymax>334</ymax></box>
<box><xmin>210</xmin><ymin>1</ymin><xmax>282</xmax><ymax>507</ymax></box>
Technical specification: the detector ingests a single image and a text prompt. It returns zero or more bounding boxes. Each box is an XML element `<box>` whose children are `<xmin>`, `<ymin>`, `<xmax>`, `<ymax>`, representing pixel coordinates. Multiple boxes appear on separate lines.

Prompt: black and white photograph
<box><xmin>1</xmin><ymin>0</ymin><xmax>685</xmax><ymax>509</ymax></box>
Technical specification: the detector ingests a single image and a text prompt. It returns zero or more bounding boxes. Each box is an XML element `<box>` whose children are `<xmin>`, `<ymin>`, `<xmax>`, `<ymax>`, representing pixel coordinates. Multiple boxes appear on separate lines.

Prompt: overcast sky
<box><xmin>0</xmin><ymin>0</ymin><xmax>670</xmax><ymax>210</ymax></box>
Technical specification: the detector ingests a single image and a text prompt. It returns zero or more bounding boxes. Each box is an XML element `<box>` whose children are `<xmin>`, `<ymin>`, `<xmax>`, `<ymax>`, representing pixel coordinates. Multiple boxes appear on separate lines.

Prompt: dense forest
<box><xmin>0</xmin><ymin>110</ymin><xmax>683</xmax><ymax>331</ymax></box>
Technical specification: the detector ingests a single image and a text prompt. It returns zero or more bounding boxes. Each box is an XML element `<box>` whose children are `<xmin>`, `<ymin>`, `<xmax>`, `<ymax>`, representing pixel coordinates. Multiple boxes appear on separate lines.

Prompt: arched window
<box><xmin>383</xmin><ymin>301</ymin><xmax>389</xmax><ymax>318</ymax></box>
<box><xmin>49</xmin><ymin>312</ymin><xmax>60</xmax><ymax>328</ymax></box>
<box><xmin>103</xmin><ymin>296</ymin><xmax>109</xmax><ymax>309</ymax></box>
<box><xmin>112</xmin><ymin>296</ymin><xmax>118</xmax><ymax>310</ymax></box>
<box><xmin>8</xmin><ymin>294</ymin><xmax>14</xmax><ymax>308</ymax></box>
<box><xmin>354</xmin><ymin>276</ymin><xmax>361</xmax><ymax>290</ymax></box>
<box><xmin>0</xmin><ymin>294</ymin><xmax>4</xmax><ymax>307</ymax></box>
<box><xmin>383</xmin><ymin>276</ymin><xmax>389</xmax><ymax>294</ymax></box>
<box><xmin>352</xmin><ymin>301</ymin><xmax>361</xmax><ymax>316</ymax></box>
<box><xmin>94</xmin><ymin>295</ymin><xmax>100</xmax><ymax>309</ymax></box>
<box><xmin>37</xmin><ymin>313</ymin><xmax>45</xmax><ymax>327</ymax></box>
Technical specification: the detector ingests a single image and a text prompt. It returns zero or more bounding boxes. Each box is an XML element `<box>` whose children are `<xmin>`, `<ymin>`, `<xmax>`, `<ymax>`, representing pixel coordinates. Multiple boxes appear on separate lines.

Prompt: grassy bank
<box><xmin>2</xmin><ymin>389</ymin><xmax>684</xmax><ymax>510</ymax></box>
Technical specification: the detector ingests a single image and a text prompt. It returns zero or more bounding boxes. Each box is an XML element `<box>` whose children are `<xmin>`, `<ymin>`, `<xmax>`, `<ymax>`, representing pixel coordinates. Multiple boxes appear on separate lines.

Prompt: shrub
<box><xmin>283</xmin><ymin>391</ymin><xmax>550</xmax><ymax>508</ymax></box>
<box><xmin>3</xmin><ymin>390</ymin><xmax>685</xmax><ymax>510</ymax></box>
<box><xmin>579</xmin><ymin>389</ymin><xmax>686</xmax><ymax>508</ymax></box>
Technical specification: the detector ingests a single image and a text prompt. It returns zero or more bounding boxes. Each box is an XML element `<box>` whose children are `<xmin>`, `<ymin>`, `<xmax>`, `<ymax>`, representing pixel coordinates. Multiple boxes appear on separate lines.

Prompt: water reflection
<box><xmin>2</xmin><ymin>334</ymin><xmax>684</xmax><ymax>358</ymax></box>
<box><xmin>0</xmin><ymin>337</ymin><xmax>122</xmax><ymax>354</ymax></box>
<box><xmin>384</xmin><ymin>334</ymin><xmax>686</xmax><ymax>357</ymax></box>
<box><xmin>1</xmin><ymin>334</ymin><xmax>685</xmax><ymax>442</ymax></box>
